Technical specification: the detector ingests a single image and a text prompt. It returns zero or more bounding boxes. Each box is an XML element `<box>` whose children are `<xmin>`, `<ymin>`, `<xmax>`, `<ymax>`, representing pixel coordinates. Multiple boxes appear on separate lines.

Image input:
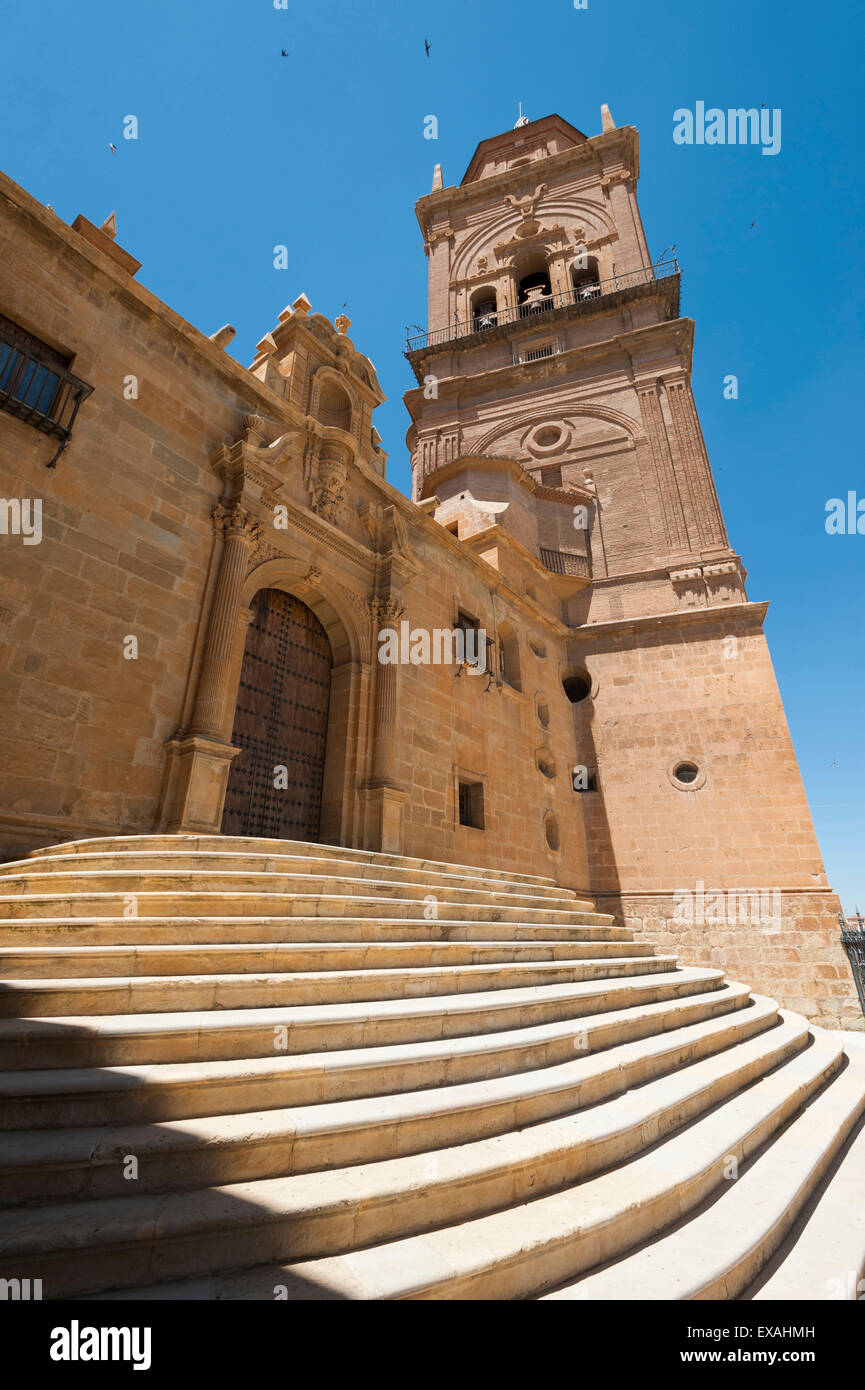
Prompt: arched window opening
<box><xmin>517</xmin><ymin>256</ymin><xmax>552</xmax><ymax>317</ymax></box>
<box><xmin>318</xmin><ymin>380</ymin><xmax>352</xmax><ymax>431</ymax></box>
<box><xmin>572</xmin><ymin>256</ymin><xmax>601</xmax><ymax>302</ymax></box>
<box><xmin>471</xmin><ymin>288</ymin><xmax>498</xmax><ymax>331</ymax></box>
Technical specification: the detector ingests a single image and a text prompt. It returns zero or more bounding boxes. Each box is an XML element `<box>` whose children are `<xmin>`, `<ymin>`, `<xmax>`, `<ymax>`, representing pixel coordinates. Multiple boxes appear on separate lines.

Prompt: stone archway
<box><xmin>221</xmin><ymin>588</ymin><xmax>332</xmax><ymax>841</ymax></box>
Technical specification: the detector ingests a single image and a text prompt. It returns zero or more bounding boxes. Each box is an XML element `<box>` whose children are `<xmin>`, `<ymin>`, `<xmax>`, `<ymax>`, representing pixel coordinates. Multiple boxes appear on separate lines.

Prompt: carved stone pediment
<box><xmin>493</xmin><ymin>223</ymin><xmax>567</xmax><ymax>261</ymax></box>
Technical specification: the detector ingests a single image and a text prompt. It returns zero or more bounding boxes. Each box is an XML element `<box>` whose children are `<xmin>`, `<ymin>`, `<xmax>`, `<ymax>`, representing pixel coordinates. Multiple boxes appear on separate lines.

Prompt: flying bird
<box><xmin>750</xmin><ymin>220</ymin><xmax>755</xmax><ymax>229</ymax></box>
<box><xmin>424</xmin><ymin>39</ymin><xmax>431</xmax><ymax>56</ymax></box>
<box><xmin>281</xmin><ymin>49</ymin><xmax>287</xmax><ymax>57</ymax></box>
<box><xmin>109</xmin><ymin>143</ymin><xmax>116</xmax><ymax>154</ymax></box>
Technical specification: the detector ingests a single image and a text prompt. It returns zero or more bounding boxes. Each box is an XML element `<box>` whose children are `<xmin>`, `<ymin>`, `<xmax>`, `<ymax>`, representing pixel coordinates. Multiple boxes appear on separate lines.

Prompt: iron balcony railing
<box><xmin>0</xmin><ymin>334</ymin><xmax>93</xmax><ymax>460</ymax></box>
<box><xmin>840</xmin><ymin>910</ymin><xmax>865</xmax><ymax>1015</ymax></box>
<box><xmin>406</xmin><ymin>259</ymin><xmax>680</xmax><ymax>353</ymax></box>
<box><xmin>540</xmin><ymin>547</ymin><xmax>591</xmax><ymax>579</ymax></box>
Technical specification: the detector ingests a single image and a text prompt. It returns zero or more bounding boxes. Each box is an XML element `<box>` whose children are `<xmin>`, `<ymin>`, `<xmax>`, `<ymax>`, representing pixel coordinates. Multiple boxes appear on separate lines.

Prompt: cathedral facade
<box><xmin>0</xmin><ymin>109</ymin><xmax>855</xmax><ymax>1024</ymax></box>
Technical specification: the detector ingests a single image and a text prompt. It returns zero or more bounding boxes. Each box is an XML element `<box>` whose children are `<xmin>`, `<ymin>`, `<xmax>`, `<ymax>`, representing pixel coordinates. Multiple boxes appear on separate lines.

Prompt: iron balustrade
<box><xmin>0</xmin><ymin>330</ymin><xmax>93</xmax><ymax>466</ymax></box>
<box><xmin>839</xmin><ymin>911</ymin><xmax>865</xmax><ymax>1015</ymax></box>
<box><xmin>540</xmin><ymin>547</ymin><xmax>591</xmax><ymax>578</ymax></box>
<box><xmin>406</xmin><ymin>259</ymin><xmax>680</xmax><ymax>353</ymax></box>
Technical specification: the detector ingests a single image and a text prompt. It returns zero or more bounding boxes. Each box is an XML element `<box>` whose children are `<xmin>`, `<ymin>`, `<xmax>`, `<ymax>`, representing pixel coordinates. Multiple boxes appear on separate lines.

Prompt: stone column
<box><xmin>158</xmin><ymin>502</ymin><xmax>259</xmax><ymax>834</ymax></box>
<box><xmin>189</xmin><ymin>503</ymin><xmax>260</xmax><ymax>740</ymax></box>
<box><xmin>362</xmin><ymin>595</ymin><xmax>408</xmax><ymax>853</ymax></box>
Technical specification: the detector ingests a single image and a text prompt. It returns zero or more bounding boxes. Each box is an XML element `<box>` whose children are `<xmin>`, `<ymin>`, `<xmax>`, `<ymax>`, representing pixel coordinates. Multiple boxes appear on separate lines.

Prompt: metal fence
<box><xmin>406</xmin><ymin>258</ymin><xmax>680</xmax><ymax>353</ymax></box>
<box><xmin>839</xmin><ymin>910</ymin><xmax>865</xmax><ymax>1014</ymax></box>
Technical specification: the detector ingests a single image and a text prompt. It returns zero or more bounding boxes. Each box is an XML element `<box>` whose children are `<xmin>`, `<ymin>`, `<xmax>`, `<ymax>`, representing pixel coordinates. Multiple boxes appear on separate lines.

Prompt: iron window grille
<box><xmin>0</xmin><ymin>314</ymin><xmax>93</xmax><ymax>466</ymax></box>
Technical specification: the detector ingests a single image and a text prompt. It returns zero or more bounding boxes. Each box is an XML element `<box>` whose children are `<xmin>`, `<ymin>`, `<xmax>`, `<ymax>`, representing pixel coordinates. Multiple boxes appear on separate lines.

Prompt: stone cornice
<box><xmin>405</xmin><ymin>314</ymin><xmax>694</xmax><ymax>403</ymax></box>
<box><xmin>0</xmin><ymin>172</ymin><xmax>302</xmax><ymax>420</ymax></box>
<box><xmin>568</xmin><ymin>600</ymin><xmax>769</xmax><ymax>643</ymax></box>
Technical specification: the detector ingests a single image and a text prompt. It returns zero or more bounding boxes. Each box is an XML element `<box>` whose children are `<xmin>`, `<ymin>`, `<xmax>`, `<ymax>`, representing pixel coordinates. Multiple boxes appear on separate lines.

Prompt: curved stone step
<box><xmin>0</xmin><ymin>995</ymin><xmax>786</xmax><ymax>1204</ymax></box>
<box><xmin>0</xmin><ymin>955</ymin><xmax>678</xmax><ymax>1017</ymax></box>
<box><xmin>20</xmin><ymin>835</ymin><xmax>562</xmax><ymax>888</ymax></box>
<box><xmin>0</xmin><ymin>891</ymin><xmax>600</xmax><ymax>923</ymax></box>
<box><xmin>0</xmin><ymin>937</ymin><xmax>652</xmax><ymax>980</ymax></box>
<box><xmin>750</xmin><ymin>1037</ymin><xmax>865</xmax><ymax>1302</ymax></box>
<box><xmin>0</xmin><ymin>916</ymin><xmax>621</xmax><ymax>949</ymax></box>
<box><xmin>0</xmin><ymin>1022</ymin><xmax>835</xmax><ymax>1299</ymax></box>
<box><xmin>0</xmin><ymin>983</ymin><xmax>753</xmax><ymax>1129</ymax></box>
<box><xmin>0</xmin><ymin>870</ymin><xmax>587</xmax><ymax>913</ymax></box>
<box><xmin>0</xmin><ymin>854</ymin><xmax>575</xmax><ymax>900</ymax></box>
<box><xmin>0</xmin><ymin>967</ymin><xmax>726</xmax><ymax>1068</ymax></box>
<box><xmin>542</xmin><ymin>1037</ymin><xmax>865</xmax><ymax>1301</ymax></box>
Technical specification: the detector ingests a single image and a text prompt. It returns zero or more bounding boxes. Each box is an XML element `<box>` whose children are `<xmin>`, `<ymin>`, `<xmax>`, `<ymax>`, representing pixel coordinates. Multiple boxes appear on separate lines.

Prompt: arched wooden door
<box><xmin>222</xmin><ymin>588</ymin><xmax>332</xmax><ymax>841</ymax></box>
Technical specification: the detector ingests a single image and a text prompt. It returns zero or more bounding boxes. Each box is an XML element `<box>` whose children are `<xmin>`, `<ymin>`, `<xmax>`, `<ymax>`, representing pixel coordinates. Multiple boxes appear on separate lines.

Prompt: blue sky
<box><xmin>2</xmin><ymin>0</ymin><xmax>863</xmax><ymax>908</ymax></box>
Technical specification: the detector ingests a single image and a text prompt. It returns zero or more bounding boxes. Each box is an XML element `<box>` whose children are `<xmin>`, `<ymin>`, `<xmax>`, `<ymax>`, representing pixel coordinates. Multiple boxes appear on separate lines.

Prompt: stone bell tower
<box><xmin>403</xmin><ymin>108</ymin><xmax>854</xmax><ymax>1025</ymax></box>
<box><xmin>404</xmin><ymin>107</ymin><xmax>743</xmax><ymax>618</ymax></box>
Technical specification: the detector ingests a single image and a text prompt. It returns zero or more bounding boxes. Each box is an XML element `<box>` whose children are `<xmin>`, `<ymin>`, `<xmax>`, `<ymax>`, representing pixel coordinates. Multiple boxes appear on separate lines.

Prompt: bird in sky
<box><xmin>424</xmin><ymin>39</ymin><xmax>431</xmax><ymax>56</ymax></box>
<box><xmin>281</xmin><ymin>49</ymin><xmax>288</xmax><ymax>57</ymax></box>
<box><xmin>109</xmin><ymin>142</ymin><xmax>116</xmax><ymax>154</ymax></box>
<box><xmin>750</xmin><ymin>220</ymin><xmax>755</xmax><ymax>229</ymax></box>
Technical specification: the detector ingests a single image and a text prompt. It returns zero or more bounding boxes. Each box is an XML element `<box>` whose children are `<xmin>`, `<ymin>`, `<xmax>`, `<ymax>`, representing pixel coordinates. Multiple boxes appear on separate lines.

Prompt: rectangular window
<box><xmin>0</xmin><ymin>314</ymin><xmax>92</xmax><ymax>445</ymax></box>
<box><xmin>455</xmin><ymin>608</ymin><xmax>489</xmax><ymax>671</ymax></box>
<box><xmin>458</xmin><ymin>779</ymin><xmax>485</xmax><ymax>829</ymax></box>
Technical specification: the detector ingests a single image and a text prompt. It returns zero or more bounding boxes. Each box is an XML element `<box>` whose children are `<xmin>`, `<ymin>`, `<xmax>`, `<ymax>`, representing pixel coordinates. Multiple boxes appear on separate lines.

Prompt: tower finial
<box><xmin>600</xmin><ymin>103</ymin><xmax>616</xmax><ymax>133</ymax></box>
<box><xmin>514</xmin><ymin>102</ymin><xmax>530</xmax><ymax>129</ymax></box>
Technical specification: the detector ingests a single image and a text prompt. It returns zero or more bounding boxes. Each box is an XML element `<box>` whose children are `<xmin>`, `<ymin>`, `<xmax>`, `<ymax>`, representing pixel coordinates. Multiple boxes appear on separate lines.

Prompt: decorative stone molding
<box><xmin>372</xmin><ymin>595</ymin><xmax>406</xmax><ymax>625</ymax></box>
<box><xmin>601</xmin><ymin>169</ymin><xmax>633</xmax><ymax>188</ymax></box>
<box><xmin>212</xmin><ymin>502</ymin><xmax>260</xmax><ymax>547</ymax></box>
<box><xmin>669</xmin><ymin>561</ymin><xmax>745</xmax><ymax>609</ymax></box>
<box><xmin>503</xmin><ymin>183</ymin><xmax>548</xmax><ymax>238</ymax></box>
<box><xmin>312</xmin><ymin>443</ymin><xmax>350</xmax><ymax>525</ymax></box>
<box><xmin>669</xmin><ymin>566</ymin><xmax>707</xmax><ymax>608</ymax></box>
<box><xmin>248</xmin><ymin>537</ymin><xmax>282</xmax><ymax>568</ymax></box>
<box><xmin>242</xmin><ymin>413</ymin><xmax>266</xmax><ymax>444</ymax></box>
<box><xmin>703</xmin><ymin>560</ymin><xmax>745</xmax><ymax>605</ymax></box>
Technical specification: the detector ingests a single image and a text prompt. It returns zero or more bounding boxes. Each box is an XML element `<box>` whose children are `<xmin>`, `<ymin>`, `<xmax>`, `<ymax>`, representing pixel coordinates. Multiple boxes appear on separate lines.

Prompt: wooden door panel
<box><xmin>222</xmin><ymin>588</ymin><xmax>332</xmax><ymax>841</ymax></box>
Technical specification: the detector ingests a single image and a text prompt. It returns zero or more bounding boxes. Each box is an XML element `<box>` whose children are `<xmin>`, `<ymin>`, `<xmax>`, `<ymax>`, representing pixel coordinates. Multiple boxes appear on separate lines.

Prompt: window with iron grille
<box><xmin>0</xmin><ymin>313</ymin><xmax>92</xmax><ymax>465</ymax></box>
<box><xmin>524</xmin><ymin>343</ymin><xmax>554</xmax><ymax>362</ymax></box>
<box><xmin>455</xmin><ymin>608</ymin><xmax>490</xmax><ymax>671</ymax></box>
<box><xmin>458</xmin><ymin>779</ymin><xmax>484</xmax><ymax>829</ymax></box>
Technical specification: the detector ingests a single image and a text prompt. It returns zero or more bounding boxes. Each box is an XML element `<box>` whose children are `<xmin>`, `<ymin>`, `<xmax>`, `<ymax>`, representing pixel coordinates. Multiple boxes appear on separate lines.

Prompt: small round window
<box><xmin>563</xmin><ymin>672</ymin><xmax>591</xmax><ymax>703</ymax></box>
<box><xmin>670</xmin><ymin>760</ymin><xmax>705</xmax><ymax>790</ymax></box>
